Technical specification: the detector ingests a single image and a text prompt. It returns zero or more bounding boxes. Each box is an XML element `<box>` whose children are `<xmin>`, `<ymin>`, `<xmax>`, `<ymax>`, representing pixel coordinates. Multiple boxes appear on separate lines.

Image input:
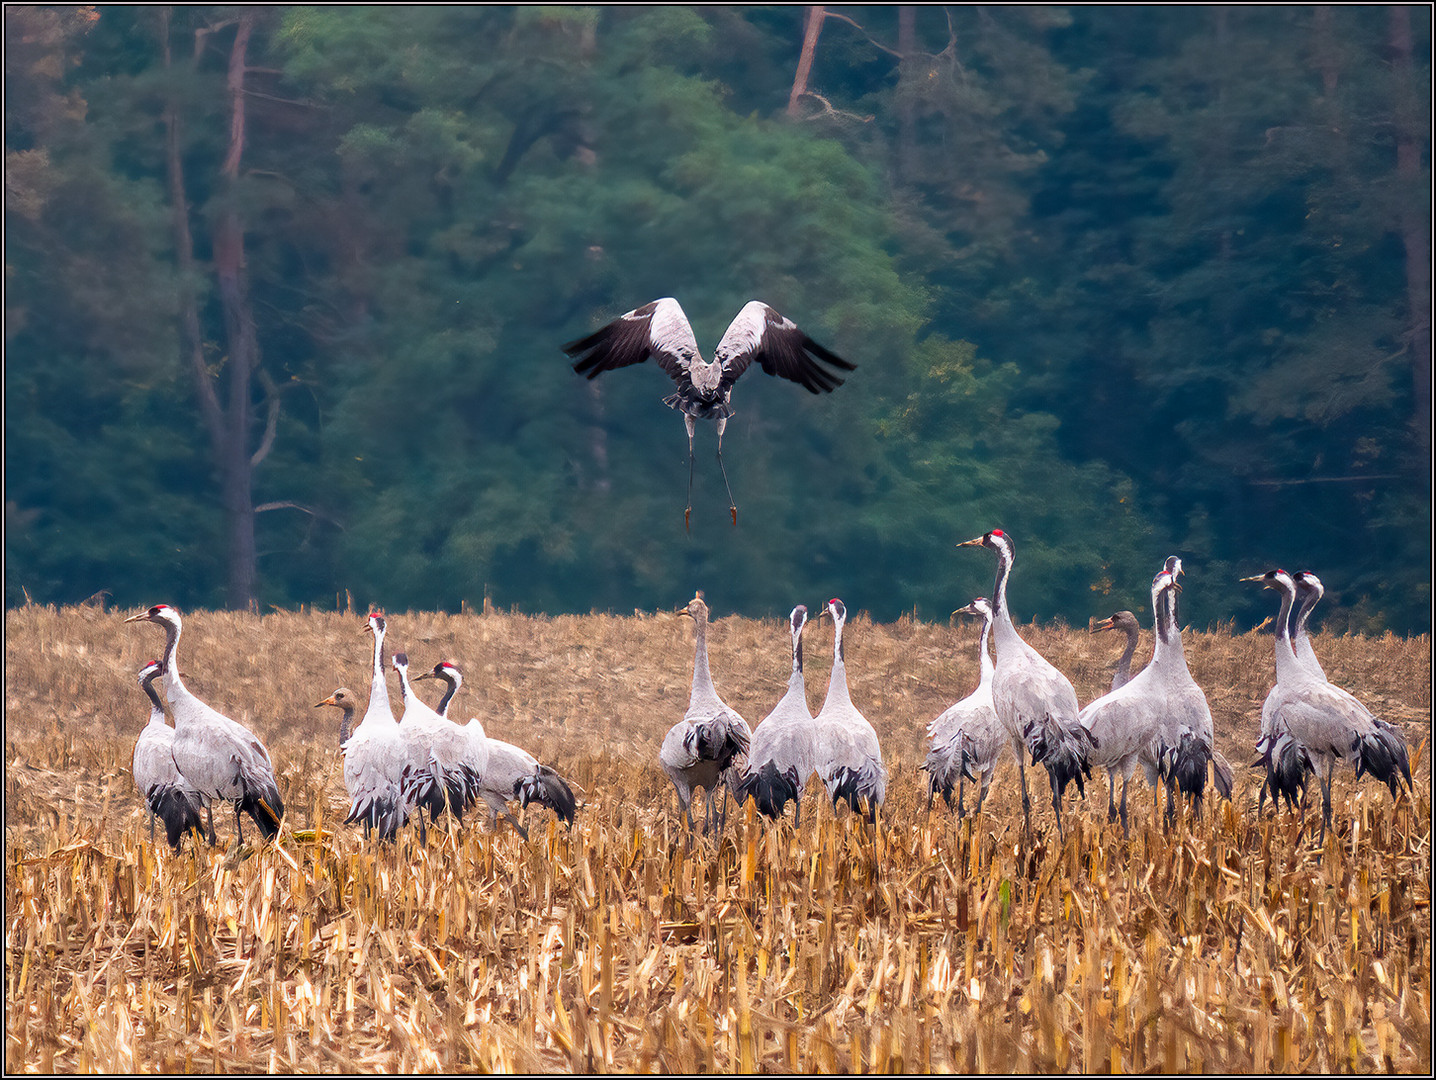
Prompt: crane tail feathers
<box><xmin>736</xmin><ymin>761</ymin><xmax>800</xmax><ymax>820</ymax></box>
<box><xmin>1356</xmin><ymin>722</ymin><xmax>1412</xmax><ymax>798</ymax></box>
<box><xmin>518</xmin><ymin>766</ymin><xmax>577</xmax><ymax>826</ymax></box>
<box><xmin>149</xmin><ymin>784</ymin><xmax>205</xmax><ymax>851</ymax></box>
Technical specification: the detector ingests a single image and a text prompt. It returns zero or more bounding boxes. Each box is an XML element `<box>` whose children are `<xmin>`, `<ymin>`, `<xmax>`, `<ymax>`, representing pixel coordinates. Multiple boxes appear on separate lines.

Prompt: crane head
<box><xmin>952</xmin><ymin>597</ymin><xmax>991</xmax><ymax>620</ymax></box>
<box><xmin>1091</xmin><ymin>610</ymin><xmax>1136</xmax><ymax>635</ymax></box>
<box><xmin>314</xmin><ymin>688</ymin><xmax>356</xmax><ymax>711</ymax></box>
<box><xmin>126</xmin><ymin>603</ymin><xmax>180</xmax><ymax>627</ymax></box>
<box><xmin>137</xmin><ymin>659</ymin><xmax>164</xmax><ymax>684</ymax></box>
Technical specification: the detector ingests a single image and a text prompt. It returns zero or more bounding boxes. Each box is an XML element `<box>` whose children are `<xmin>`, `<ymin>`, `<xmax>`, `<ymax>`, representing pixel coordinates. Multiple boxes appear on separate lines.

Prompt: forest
<box><xmin>5</xmin><ymin>5</ymin><xmax>1431</xmax><ymax>632</ymax></box>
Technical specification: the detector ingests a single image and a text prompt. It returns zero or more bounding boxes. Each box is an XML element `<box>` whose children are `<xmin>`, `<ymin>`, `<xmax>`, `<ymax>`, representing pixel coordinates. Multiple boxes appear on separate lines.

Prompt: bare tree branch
<box><xmin>250</xmin><ymin>368</ymin><xmax>282</xmax><ymax>468</ymax></box>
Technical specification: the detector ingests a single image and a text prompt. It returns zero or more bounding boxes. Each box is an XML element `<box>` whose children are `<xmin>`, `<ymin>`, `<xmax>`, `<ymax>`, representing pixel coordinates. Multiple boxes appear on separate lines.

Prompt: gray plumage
<box><xmin>735</xmin><ymin>605</ymin><xmax>816</xmax><ymax>823</ymax></box>
<box><xmin>125</xmin><ymin>605</ymin><xmax>283</xmax><ymax>844</ymax></box>
<box><xmin>1093</xmin><ymin>610</ymin><xmax>1141</xmax><ymax>692</ymax></box>
<box><xmin>958</xmin><ymin>530</ymin><xmax>1094</xmax><ymax>837</ymax></box>
<box><xmin>661</xmin><ymin>593</ymin><xmax>752</xmax><ymax>833</ymax></box>
<box><xmin>1080</xmin><ymin>572</ymin><xmax>1176</xmax><ymax>834</ymax></box>
<box><xmin>322</xmin><ymin>613</ymin><xmax>409</xmax><ymax>841</ymax></box>
<box><xmin>1150</xmin><ymin>557</ymin><xmax>1231</xmax><ymax>819</ymax></box>
<box><xmin>421</xmin><ymin>661</ymin><xmax>576</xmax><ymax>839</ymax></box>
<box><xmin>565</xmin><ymin>298</ymin><xmax>855</xmax><ymax>527</ymax></box>
<box><xmin>393</xmin><ymin>652</ymin><xmax>480</xmax><ymax>830</ymax></box>
<box><xmin>131</xmin><ymin>659</ymin><xmax>204</xmax><ymax>850</ymax></box>
<box><xmin>923</xmin><ymin>598</ymin><xmax>1010</xmax><ymax>816</ymax></box>
<box><xmin>811</xmin><ymin>599</ymin><xmax>886</xmax><ymax>821</ymax></box>
<box><xmin>1245</xmin><ymin>569</ymin><xmax>1412</xmax><ymax>844</ymax></box>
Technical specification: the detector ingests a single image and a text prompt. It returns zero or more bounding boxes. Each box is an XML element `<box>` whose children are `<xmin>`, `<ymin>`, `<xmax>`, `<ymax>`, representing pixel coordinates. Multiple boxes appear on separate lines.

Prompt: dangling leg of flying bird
<box><xmin>565</xmin><ymin>298</ymin><xmax>855</xmax><ymax>529</ymax></box>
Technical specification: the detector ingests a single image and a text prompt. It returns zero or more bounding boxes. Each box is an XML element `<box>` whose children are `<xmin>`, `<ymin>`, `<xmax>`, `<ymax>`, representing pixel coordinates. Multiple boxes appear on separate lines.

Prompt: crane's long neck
<box><xmin>977</xmin><ymin>612</ymin><xmax>995</xmax><ymax>685</ymax></box>
<box><xmin>1292</xmin><ymin>588</ymin><xmax>1325</xmax><ymax>678</ymax></box>
<box><xmin>989</xmin><ymin>544</ymin><xmax>1024</xmax><ymax>655</ymax></box>
<box><xmin>1116</xmin><ymin>625</ymin><xmax>1138</xmax><ymax>681</ymax></box>
<box><xmin>367</xmin><ymin>627</ymin><xmax>397</xmax><ymax>725</ymax></box>
<box><xmin>435</xmin><ymin>675</ymin><xmax>459</xmax><ymax>718</ymax></box>
<box><xmin>822</xmin><ymin>614</ymin><xmax>852</xmax><ymax>711</ymax></box>
<box><xmin>1159</xmin><ymin>586</ymin><xmax>1186</xmax><ymax>667</ymax></box>
<box><xmin>788</xmin><ymin>623</ymin><xmax>806</xmax><ymax>693</ymax></box>
<box><xmin>690</xmin><ymin>613</ymin><xmax>719</xmax><ymax>702</ymax></box>
<box><xmin>1272</xmin><ymin>583</ymin><xmax>1300</xmax><ymax>682</ymax></box>
<box><xmin>141</xmin><ymin>675</ymin><xmax>165</xmax><ymax>725</ymax></box>
<box><xmin>158</xmin><ymin>617</ymin><xmax>196</xmax><ymax>711</ymax></box>
<box><xmin>338</xmin><ymin>704</ymin><xmax>355</xmax><ymax>745</ymax></box>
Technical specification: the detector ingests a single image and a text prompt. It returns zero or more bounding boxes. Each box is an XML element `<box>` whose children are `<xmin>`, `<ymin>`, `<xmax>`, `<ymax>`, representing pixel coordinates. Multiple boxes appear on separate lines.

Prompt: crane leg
<box><xmin>956</xmin><ymin>776</ymin><xmax>966</xmax><ymax>819</ymax></box>
<box><xmin>148</xmin><ymin>809</ymin><xmax>156</xmax><ymax>846</ymax></box>
<box><xmin>1120</xmin><ymin>774</ymin><xmax>1130</xmax><ymax>838</ymax></box>
<box><xmin>1016</xmin><ymin>757</ymin><xmax>1033</xmax><ymax>840</ymax></box>
<box><xmin>234</xmin><ymin>801</ymin><xmax>245</xmax><ymax>846</ymax></box>
<box><xmin>205</xmin><ymin>804</ymin><xmax>217</xmax><ymax>846</ymax></box>
<box><xmin>1107</xmin><ymin>771</ymin><xmax>1119</xmax><ymax>824</ymax></box>
<box><xmin>976</xmin><ymin>775</ymin><xmax>990</xmax><ymax>815</ymax></box>
<box><xmin>715</xmin><ymin>419</ymin><xmax>737</xmax><ymax>526</ymax></box>
<box><xmin>684</xmin><ymin>416</ymin><xmax>696</xmax><ymax>532</ymax></box>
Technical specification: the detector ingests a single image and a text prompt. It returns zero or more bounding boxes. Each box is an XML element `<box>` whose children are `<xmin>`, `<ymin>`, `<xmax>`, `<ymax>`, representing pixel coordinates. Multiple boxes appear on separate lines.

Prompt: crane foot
<box><xmin>730</xmin><ymin>506</ymin><xmax>738</xmax><ymax>526</ymax></box>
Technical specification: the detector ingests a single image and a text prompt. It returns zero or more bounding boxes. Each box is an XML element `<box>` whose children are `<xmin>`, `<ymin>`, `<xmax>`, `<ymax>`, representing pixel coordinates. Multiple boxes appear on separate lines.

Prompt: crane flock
<box><xmin>123</xmin><ymin>534</ymin><xmax>1412</xmax><ymax>853</ymax></box>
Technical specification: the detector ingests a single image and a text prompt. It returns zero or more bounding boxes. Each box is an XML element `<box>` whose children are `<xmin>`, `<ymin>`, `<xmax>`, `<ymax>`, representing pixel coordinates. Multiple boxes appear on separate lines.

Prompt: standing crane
<box><xmin>957</xmin><ymin>530</ymin><xmax>1095</xmax><ymax>837</ymax></box>
<box><xmin>1079</xmin><ymin>570</ymin><xmax>1178</xmax><ymax>835</ymax></box>
<box><xmin>1243</xmin><ymin>569</ymin><xmax>1412</xmax><ymax>843</ymax></box>
<box><xmin>417</xmin><ymin>660</ymin><xmax>576</xmax><ymax>838</ymax></box>
<box><xmin>734</xmin><ymin>605</ymin><xmax>816</xmax><ymax>824</ymax></box>
<box><xmin>923</xmin><ymin>598</ymin><xmax>1011</xmax><ymax>817</ymax></box>
<box><xmin>1092</xmin><ymin>610</ymin><xmax>1141</xmax><ymax>692</ymax></box>
<box><xmin>661</xmin><ymin>593</ymin><xmax>752</xmax><ymax>834</ymax></box>
<box><xmin>565</xmin><ymin>298</ymin><xmax>855</xmax><ymax>529</ymax></box>
<box><xmin>131</xmin><ymin>659</ymin><xmax>204</xmax><ymax>850</ymax></box>
<box><xmin>315</xmin><ymin>612</ymin><xmax>409</xmax><ymax>841</ymax></box>
<box><xmin>1148</xmin><ymin>558</ymin><xmax>1232</xmax><ymax>820</ymax></box>
<box><xmin>811</xmin><ymin>599</ymin><xmax>887</xmax><ymax>822</ymax></box>
<box><xmin>392</xmin><ymin>652</ymin><xmax>480</xmax><ymax>835</ymax></box>
<box><xmin>125</xmin><ymin>605</ymin><xmax>283</xmax><ymax>844</ymax></box>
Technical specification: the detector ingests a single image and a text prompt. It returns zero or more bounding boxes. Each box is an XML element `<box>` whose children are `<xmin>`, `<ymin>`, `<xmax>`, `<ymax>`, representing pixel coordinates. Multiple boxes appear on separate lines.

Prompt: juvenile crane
<box><xmin>958</xmin><ymin>530</ymin><xmax>1095</xmax><ymax>837</ymax></box>
<box><xmin>418</xmin><ymin>660</ymin><xmax>576</xmax><ymax>839</ymax></box>
<box><xmin>923</xmin><ymin>598</ymin><xmax>1010</xmax><ymax>817</ymax></box>
<box><xmin>1244</xmin><ymin>569</ymin><xmax>1412</xmax><ymax>843</ymax></box>
<box><xmin>734</xmin><ymin>605</ymin><xmax>816</xmax><ymax>824</ymax></box>
<box><xmin>314</xmin><ymin>612</ymin><xmax>408</xmax><ymax>841</ymax></box>
<box><xmin>811</xmin><ymin>599</ymin><xmax>887</xmax><ymax>822</ymax></box>
<box><xmin>565</xmin><ymin>297</ymin><xmax>855</xmax><ymax>528</ymax></box>
<box><xmin>131</xmin><ymin>659</ymin><xmax>204</xmax><ymax>850</ymax></box>
<box><xmin>125</xmin><ymin>604</ymin><xmax>283</xmax><ymax>844</ymax></box>
<box><xmin>1079</xmin><ymin>571</ymin><xmax>1178</xmax><ymax>835</ymax></box>
<box><xmin>1092</xmin><ymin>610</ymin><xmax>1141</xmax><ymax>692</ymax></box>
<box><xmin>661</xmin><ymin>593</ymin><xmax>752</xmax><ymax>834</ymax></box>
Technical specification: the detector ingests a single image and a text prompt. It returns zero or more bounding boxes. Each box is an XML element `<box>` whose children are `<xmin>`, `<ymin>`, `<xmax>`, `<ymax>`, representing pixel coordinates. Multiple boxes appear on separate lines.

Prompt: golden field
<box><xmin>4</xmin><ymin>600</ymin><xmax>1431</xmax><ymax>1073</ymax></box>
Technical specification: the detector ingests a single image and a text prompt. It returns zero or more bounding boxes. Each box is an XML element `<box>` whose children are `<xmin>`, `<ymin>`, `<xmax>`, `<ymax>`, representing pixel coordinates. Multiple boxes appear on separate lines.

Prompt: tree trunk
<box><xmin>215</xmin><ymin>12</ymin><xmax>260</xmax><ymax>610</ymax></box>
<box><xmin>1388</xmin><ymin>5</ymin><xmax>1431</xmax><ymax>458</ymax></box>
<box><xmin>787</xmin><ymin>7</ymin><xmax>825</xmax><ymax>117</ymax></box>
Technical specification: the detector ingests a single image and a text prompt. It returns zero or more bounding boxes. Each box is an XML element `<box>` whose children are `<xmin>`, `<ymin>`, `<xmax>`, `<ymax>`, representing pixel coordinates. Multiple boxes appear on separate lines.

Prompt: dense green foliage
<box><xmin>6</xmin><ymin>7</ymin><xmax>1429</xmax><ymax>631</ymax></box>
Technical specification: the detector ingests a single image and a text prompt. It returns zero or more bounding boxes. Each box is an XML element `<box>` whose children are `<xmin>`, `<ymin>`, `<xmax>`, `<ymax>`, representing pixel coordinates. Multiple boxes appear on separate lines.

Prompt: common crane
<box><xmin>958</xmin><ymin>530</ymin><xmax>1095</xmax><ymax>837</ymax></box>
<box><xmin>131</xmin><ymin>659</ymin><xmax>204</xmax><ymax>850</ymax></box>
<box><xmin>565</xmin><ymin>298</ymin><xmax>855</xmax><ymax>529</ymax></box>
<box><xmin>125</xmin><ymin>604</ymin><xmax>283</xmax><ymax>844</ymax></box>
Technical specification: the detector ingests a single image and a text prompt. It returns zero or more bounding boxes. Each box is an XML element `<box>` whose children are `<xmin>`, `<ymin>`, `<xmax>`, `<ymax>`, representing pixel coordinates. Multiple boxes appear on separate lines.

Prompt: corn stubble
<box><xmin>5</xmin><ymin>604</ymin><xmax>1431</xmax><ymax>1072</ymax></box>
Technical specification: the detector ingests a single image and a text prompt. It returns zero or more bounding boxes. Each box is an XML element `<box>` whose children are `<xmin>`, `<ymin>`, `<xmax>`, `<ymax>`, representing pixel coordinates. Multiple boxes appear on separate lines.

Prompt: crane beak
<box><xmin>1091</xmin><ymin>617</ymin><xmax>1116</xmax><ymax>634</ymax></box>
<box><xmin>124</xmin><ymin>610</ymin><xmax>150</xmax><ymax>623</ymax></box>
<box><xmin>414</xmin><ymin>671</ymin><xmax>435</xmax><ymax>682</ymax></box>
<box><xmin>314</xmin><ymin>695</ymin><xmax>338</xmax><ymax>709</ymax></box>
<box><xmin>1238</xmin><ymin>574</ymin><xmax>1268</xmax><ymax>584</ymax></box>
<box><xmin>956</xmin><ymin>536</ymin><xmax>985</xmax><ymax>548</ymax></box>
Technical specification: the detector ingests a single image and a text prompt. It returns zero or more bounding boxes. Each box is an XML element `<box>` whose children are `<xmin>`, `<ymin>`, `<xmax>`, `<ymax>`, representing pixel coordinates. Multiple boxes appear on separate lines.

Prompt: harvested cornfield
<box><xmin>4</xmin><ymin>602</ymin><xmax>1432</xmax><ymax>1072</ymax></box>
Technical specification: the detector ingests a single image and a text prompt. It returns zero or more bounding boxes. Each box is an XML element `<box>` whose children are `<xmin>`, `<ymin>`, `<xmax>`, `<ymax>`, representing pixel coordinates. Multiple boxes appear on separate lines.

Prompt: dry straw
<box><xmin>4</xmin><ymin>603</ymin><xmax>1431</xmax><ymax>1071</ymax></box>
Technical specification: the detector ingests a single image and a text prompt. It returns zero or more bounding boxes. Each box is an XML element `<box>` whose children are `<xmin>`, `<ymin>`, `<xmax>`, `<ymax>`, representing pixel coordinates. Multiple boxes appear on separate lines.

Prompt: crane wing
<box><xmin>715</xmin><ymin>301</ymin><xmax>856</xmax><ymax>394</ymax></box>
<box><xmin>564</xmin><ymin>297</ymin><xmax>700</xmax><ymax>388</ymax></box>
